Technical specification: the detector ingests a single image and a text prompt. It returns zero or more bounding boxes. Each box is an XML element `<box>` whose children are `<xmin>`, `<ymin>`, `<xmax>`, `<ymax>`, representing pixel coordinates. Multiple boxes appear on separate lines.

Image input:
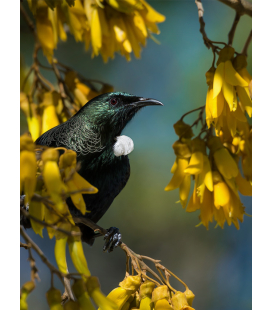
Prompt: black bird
<box><xmin>34</xmin><ymin>92</ymin><xmax>163</xmax><ymax>251</ymax></box>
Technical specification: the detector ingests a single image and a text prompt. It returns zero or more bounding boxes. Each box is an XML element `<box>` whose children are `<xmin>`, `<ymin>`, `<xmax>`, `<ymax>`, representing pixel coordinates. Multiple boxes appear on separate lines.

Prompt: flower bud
<box><xmin>46</xmin><ymin>288</ymin><xmax>63</xmax><ymax>310</ymax></box>
<box><xmin>139</xmin><ymin>281</ymin><xmax>155</xmax><ymax>299</ymax></box>
<box><xmin>184</xmin><ymin>289</ymin><xmax>195</xmax><ymax>307</ymax></box>
<box><xmin>42</xmin><ymin>148</ymin><xmax>59</xmax><ymax>163</ymax></box>
<box><xmin>152</xmin><ymin>286</ymin><xmax>169</xmax><ymax>303</ymax></box>
<box><xmin>173</xmin><ymin>120</ymin><xmax>194</xmax><ymax>139</ymax></box>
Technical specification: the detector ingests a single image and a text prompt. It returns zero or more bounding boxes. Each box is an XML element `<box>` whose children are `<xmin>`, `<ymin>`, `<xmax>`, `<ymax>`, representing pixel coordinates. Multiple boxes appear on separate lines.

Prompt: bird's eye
<box><xmin>110</xmin><ymin>98</ymin><xmax>118</xmax><ymax>106</ymax></box>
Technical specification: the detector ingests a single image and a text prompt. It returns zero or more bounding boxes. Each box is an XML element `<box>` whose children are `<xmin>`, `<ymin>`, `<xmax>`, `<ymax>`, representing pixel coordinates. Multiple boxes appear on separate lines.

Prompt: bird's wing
<box><xmin>35</xmin><ymin>116</ymin><xmax>105</xmax><ymax>155</ymax></box>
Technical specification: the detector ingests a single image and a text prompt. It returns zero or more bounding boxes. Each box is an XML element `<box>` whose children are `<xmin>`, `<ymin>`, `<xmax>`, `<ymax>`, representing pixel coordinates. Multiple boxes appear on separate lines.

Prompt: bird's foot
<box><xmin>103</xmin><ymin>227</ymin><xmax>122</xmax><ymax>253</ymax></box>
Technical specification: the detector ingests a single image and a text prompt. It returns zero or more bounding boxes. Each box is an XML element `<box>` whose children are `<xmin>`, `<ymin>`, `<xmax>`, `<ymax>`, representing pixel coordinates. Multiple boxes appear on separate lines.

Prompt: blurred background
<box><xmin>20</xmin><ymin>1</ymin><xmax>252</xmax><ymax>309</ymax></box>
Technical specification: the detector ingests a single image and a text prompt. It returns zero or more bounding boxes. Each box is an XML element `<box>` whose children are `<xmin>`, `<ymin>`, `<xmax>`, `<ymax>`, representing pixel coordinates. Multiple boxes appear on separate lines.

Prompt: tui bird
<box><xmin>34</xmin><ymin>92</ymin><xmax>163</xmax><ymax>251</ymax></box>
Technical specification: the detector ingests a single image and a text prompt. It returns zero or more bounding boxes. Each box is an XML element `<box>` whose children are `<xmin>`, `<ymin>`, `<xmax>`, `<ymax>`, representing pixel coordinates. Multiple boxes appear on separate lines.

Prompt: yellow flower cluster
<box><xmin>20</xmin><ymin>134</ymin><xmax>98</xmax><ymax>278</ymax></box>
<box><xmin>165</xmin><ymin>119</ymin><xmax>251</xmax><ymax>229</ymax></box>
<box><xmin>100</xmin><ymin>274</ymin><xmax>195</xmax><ymax>310</ymax></box>
<box><xmin>27</xmin><ymin>0</ymin><xmax>165</xmax><ymax>63</ymax></box>
<box><xmin>205</xmin><ymin>46</ymin><xmax>252</xmax><ymax>137</ymax></box>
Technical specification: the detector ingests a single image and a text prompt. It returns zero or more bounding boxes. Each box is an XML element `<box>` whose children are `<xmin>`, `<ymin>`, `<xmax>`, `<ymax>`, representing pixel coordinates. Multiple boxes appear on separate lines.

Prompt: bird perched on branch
<box><xmin>35</xmin><ymin>92</ymin><xmax>163</xmax><ymax>251</ymax></box>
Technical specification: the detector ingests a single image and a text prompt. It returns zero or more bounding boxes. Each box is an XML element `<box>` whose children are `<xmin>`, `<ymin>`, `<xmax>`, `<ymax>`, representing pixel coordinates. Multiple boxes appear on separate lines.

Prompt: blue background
<box><xmin>20</xmin><ymin>1</ymin><xmax>252</xmax><ymax>309</ymax></box>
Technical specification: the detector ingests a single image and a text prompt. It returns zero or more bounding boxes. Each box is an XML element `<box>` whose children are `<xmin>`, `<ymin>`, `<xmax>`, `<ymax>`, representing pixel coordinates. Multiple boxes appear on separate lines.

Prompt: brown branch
<box><xmin>217</xmin><ymin>0</ymin><xmax>252</xmax><ymax>17</ymax></box>
<box><xmin>20</xmin><ymin>3</ymin><xmax>35</xmax><ymax>33</ymax></box>
<box><xmin>242</xmin><ymin>30</ymin><xmax>252</xmax><ymax>56</ymax></box>
<box><xmin>21</xmin><ymin>242</ymin><xmax>31</xmax><ymax>249</ymax></box>
<box><xmin>195</xmin><ymin>1</ymin><xmax>227</xmax><ymax>50</ymax></box>
<box><xmin>228</xmin><ymin>12</ymin><xmax>241</xmax><ymax>46</ymax></box>
<box><xmin>195</xmin><ymin>0</ymin><xmax>211</xmax><ymax>49</ymax></box>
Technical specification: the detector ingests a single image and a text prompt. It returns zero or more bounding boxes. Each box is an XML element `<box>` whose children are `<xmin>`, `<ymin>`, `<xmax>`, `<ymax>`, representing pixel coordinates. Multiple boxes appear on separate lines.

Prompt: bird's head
<box><xmin>79</xmin><ymin>92</ymin><xmax>163</xmax><ymax>138</ymax></box>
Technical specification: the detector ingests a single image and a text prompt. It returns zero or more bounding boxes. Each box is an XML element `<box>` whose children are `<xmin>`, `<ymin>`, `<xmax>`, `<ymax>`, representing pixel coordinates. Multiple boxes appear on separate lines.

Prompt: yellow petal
<box><xmin>91</xmin><ymin>7</ymin><xmax>102</xmax><ymax>55</ymax></box>
<box><xmin>235</xmin><ymin>170</ymin><xmax>252</xmax><ymax>196</ymax></box>
<box><xmin>226</xmin><ymin>106</ymin><xmax>237</xmax><ymax>137</ymax></box>
<box><xmin>170</xmin><ymin>160</ymin><xmax>177</xmax><ymax>174</ymax></box>
<box><xmin>203</xmin><ymin>157</ymin><xmax>213</xmax><ymax>192</ymax></box>
<box><xmin>213</xmin><ymin>62</ymin><xmax>224</xmax><ymax>98</ymax></box>
<box><xmin>214</xmin><ymin>181</ymin><xmax>230</xmax><ymax>208</ymax></box>
<box><xmin>236</xmin><ymin>86</ymin><xmax>252</xmax><ymax>117</ymax></box>
<box><xmin>179</xmin><ymin>174</ymin><xmax>191</xmax><ymax>208</ymax></box>
<box><xmin>29</xmin><ymin>200</ymin><xmax>44</xmax><ymax>237</ymax></box>
<box><xmin>225</xmin><ymin>60</ymin><xmax>248</xmax><ymax>86</ymax></box>
<box><xmin>27</xmin><ymin>116</ymin><xmax>40</xmax><ymax>141</ymax></box>
<box><xmin>165</xmin><ymin>158</ymin><xmax>188</xmax><ymax>191</ymax></box>
<box><xmin>186</xmin><ymin>182</ymin><xmax>201</xmax><ymax>212</ymax></box>
<box><xmin>200</xmin><ymin>188</ymin><xmax>214</xmax><ymax>229</ymax></box>
<box><xmin>20</xmin><ymin>150</ymin><xmax>37</xmax><ymax>204</ymax></box>
<box><xmin>238</xmin><ymin>67</ymin><xmax>252</xmax><ymax>84</ymax></box>
<box><xmin>232</xmin><ymin>102</ymin><xmax>247</xmax><ymax>122</ymax></box>
<box><xmin>73</xmin><ymin>172</ymin><xmax>98</xmax><ymax>194</ymax></box>
<box><xmin>213</xmin><ymin>205</ymin><xmax>226</xmax><ymax>228</ymax></box>
<box><xmin>154</xmin><ymin>299</ymin><xmax>173</xmax><ymax>310</ymax></box>
<box><xmin>140</xmin><ymin>0</ymin><xmax>166</xmax><ymax>23</ymax></box>
<box><xmin>55</xmin><ymin>237</ymin><xmax>68</xmax><ymax>274</ymax></box>
<box><xmin>42</xmin><ymin>105</ymin><xmax>59</xmax><ymax>134</ymax></box>
<box><xmin>36</xmin><ymin>19</ymin><xmax>55</xmax><ymax>50</ymax></box>
<box><xmin>68</xmin><ymin>228</ymin><xmax>91</xmax><ymax>277</ymax></box>
<box><xmin>184</xmin><ymin>152</ymin><xmax>204</xmax><ymax>175</ymax></box>
<box><xmin>222</xmin><ymin>80</ymin><xmax>234</xmax><ymax>111</ymax></box>
<box><xmin>66</xmin><ymin>179</ymin><xmax>86</xmax><ymax>215</ymax></box>
<box><xmin>214</xmin><ymin>148</ymin><xmax>239</xmax><ymax>179</ymax></box>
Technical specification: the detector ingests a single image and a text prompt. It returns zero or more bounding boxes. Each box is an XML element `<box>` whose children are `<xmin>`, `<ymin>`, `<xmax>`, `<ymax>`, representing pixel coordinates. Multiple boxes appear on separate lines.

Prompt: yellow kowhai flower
<box><xmin>20</xmin><ymin>134</ymin><xmax>37</xmax><ymax>205</ymax></box>
<box><xmin>59</xmin><ymin>150</ymin><xmax>98</xmax><ymax>215</ymax></box>
<box><xmin>46</xmin><ymin>287</ymin><xmax>63</xmax><ymax>310</ymax></box>
<box><xmin>184</xmin><ymin>138</ymin><xmax>213</xmax><ymax>203</ymax></box>
<box><xmin>152</xmin><ymin>286</ymin><xmax>172</xmax><ymax>310</ymax></box>
<box><xmin>171</xmin><ymin>291</ymin><xmax>195</xmax><ymax>310</ymax></box>
<box><xmin>165</xmin><ymin>156</ymin><xmax>190</xmax><ymax>207</ymax></box>
<box><xmin>205</xmin><ymin>67</ymin><xmax>248</xmax><ymax>137</ymax></box>
<box><xmin>165</xmin><ymin>120</ymin><xmax>194</xmax><ymax>206</ymax></box>
<box><xmin>198</xmin><ymin>171</ymin><xmax>245</xmax><ymax>229</ymax></box>
<box><xmin>68</xmin><ymin>226</ymin><xmax>91</xmax><ymax>277</ymax></box>
<box><xmin>213</xmin><ymin>46</ymin><xmax>248</xmax><ymax>112</ymax></box>
<box><xmin>41</xmin><ymin>91</ymin><xmax>60</xmax><ymax>134</ymax></box>
<box><xmin>139</xmin><ymin>281</ymin><xmax>155</xmax><ymax>310</ymax></box>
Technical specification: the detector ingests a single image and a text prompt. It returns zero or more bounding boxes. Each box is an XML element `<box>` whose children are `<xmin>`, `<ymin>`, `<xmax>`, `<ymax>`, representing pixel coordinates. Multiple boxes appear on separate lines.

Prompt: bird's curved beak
<box><xmin>130</xmin><ymin>97</ymin><xmax>163</xmax><ymax>108</ymax></box>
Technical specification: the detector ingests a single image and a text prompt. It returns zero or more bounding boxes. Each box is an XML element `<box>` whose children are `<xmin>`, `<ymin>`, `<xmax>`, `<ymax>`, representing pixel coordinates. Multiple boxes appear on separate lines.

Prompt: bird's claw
<box><xmin>103</xmin><ymin>227</ymin><xmax>122</xmax><ymax>252</ymax></box>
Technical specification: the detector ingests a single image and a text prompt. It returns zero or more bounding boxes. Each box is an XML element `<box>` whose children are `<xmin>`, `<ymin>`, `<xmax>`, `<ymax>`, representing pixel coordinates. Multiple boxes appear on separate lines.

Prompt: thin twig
<box><xmin>228</xmin><ymin>12</ymin><xmax>241</xmax><ymax>46</ymax></box>
<box><xmin>242</xmin><ymin>30</ymin><xmax>252</xmax><ymax>56</ymax></box>
<box><xmin>195</xmin><ymin>0</ymin><xmax>211</xmax><ymax>49</ymax></box>
<box><xmin>20</xmin><ymin>226</ymin><xmax>65</xmax><ymax>285</ymax></box>
<box><xmin>217</xmin><ymin>0</ymin><xmax>252</xmax><ymax>17</ymax></box>
<box><xmin>21</xmin><ymin>242</ymin><xmax>31</xmax><ymax>249</ymax></box>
